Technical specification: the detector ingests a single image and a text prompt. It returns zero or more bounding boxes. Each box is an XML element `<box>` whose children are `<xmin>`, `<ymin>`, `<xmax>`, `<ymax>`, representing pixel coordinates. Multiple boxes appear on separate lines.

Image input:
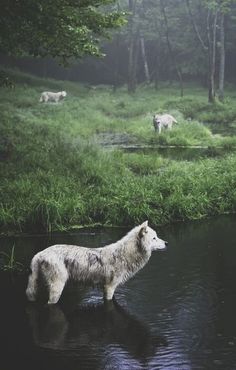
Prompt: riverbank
<box><xmin>1</xmin><ymin>68</ymin><xmax>236</xmax><ymax>233</ymax></box>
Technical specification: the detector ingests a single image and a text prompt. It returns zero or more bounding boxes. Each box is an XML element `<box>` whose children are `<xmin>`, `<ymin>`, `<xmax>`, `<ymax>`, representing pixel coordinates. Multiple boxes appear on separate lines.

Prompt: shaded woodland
<box><xmin>1</xmin><ymin>0</ymin><xmax>236</xmax><ymax>102</ymax></box>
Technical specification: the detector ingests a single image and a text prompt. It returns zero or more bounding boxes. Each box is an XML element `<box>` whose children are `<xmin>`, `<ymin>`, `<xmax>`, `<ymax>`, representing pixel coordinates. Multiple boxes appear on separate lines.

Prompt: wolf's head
<box><xmin>153</xmin><ymin>114</ymin><xmax>160</xmax><ymax>124</ymax></box>
<box><xmin>153</xmin><ymin>114</ymin><xmax>161</xmax><ymax>131</ymax></box>
<box><xmin>138</xmin><ymin>221</ymin><xmax>167</xmax><ymax>252</ymax></box>
<box><xmin>60</xmin><ymin>91</ymin><xmax>67</xmax><ymax>98</ymax></box>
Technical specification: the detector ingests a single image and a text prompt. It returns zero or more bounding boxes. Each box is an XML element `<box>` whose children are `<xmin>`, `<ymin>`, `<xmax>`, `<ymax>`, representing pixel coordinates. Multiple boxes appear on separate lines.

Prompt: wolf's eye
<box><xmin>153</xmin><ymin>237</ymin><xmax>157</xmax><ymax>240</ymax></box>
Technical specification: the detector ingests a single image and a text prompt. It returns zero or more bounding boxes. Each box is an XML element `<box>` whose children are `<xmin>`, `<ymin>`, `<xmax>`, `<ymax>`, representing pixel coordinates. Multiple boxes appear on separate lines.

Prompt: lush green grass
<box><xmin>1</xmin><ymin>68</ymin><xmax>236</xmax><ymax>233</ymax></box>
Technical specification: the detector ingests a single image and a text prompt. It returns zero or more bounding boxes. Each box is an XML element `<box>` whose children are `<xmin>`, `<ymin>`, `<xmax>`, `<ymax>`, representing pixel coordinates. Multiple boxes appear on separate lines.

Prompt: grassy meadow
<box><xmin>1</xmin><ymin>68</ymin><xmax>236</xmax><ymax>233</ymax></box>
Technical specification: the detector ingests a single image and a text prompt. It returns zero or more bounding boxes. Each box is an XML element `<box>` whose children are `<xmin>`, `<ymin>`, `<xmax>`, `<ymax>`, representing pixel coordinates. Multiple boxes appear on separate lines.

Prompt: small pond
<box><xmin>95</xmin><ymin>131</ymin><xmax>231</xmax><ymax>161</ymax></box>
<box><xmin>1</xmin><ymin>215</ymin><xmax>236</xmax><ymax>370</ymax></box>
<box><xmin>122</xmin><ymin>146</ymin><xmax>224</xmax><ymax>161</ymax></box>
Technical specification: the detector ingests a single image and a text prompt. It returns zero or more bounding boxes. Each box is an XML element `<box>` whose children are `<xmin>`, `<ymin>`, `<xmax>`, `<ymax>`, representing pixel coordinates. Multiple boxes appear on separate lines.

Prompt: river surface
<box><xmin>0</xmin><ymin>215</ymin><xmax>236</xmax><ymax>370</ymax></box>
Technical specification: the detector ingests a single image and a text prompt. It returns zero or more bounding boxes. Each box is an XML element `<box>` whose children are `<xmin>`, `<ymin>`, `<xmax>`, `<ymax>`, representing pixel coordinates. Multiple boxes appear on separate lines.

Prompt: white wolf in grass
<box><xmin>153</xmin><ymin>113</ymin><xmax>177</xmax><ymax>133</ymax></box>
<box><xmin>26</xmin><ymin>221</ymin><xmax>167</xmax><ymax>304</ymax></box>
<box><xmin>39</xmin><ymin>91</ymin><xmax>67</xmax><ymax>103</ymax></box>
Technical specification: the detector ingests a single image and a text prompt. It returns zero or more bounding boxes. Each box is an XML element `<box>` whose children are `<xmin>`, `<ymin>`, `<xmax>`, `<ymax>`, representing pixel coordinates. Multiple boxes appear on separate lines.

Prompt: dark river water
<box><xmin>1</xmin><ymin>215</ymin><xmax>236</xmax><ymax>370</ymax></box>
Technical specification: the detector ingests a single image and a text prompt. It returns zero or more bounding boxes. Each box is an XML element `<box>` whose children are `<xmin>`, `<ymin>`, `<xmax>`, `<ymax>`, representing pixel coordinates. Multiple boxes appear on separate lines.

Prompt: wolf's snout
<box><xmin>165</xmin><ymin>241</ymin><xmax>168</xmax><ymax>247</ymax></box>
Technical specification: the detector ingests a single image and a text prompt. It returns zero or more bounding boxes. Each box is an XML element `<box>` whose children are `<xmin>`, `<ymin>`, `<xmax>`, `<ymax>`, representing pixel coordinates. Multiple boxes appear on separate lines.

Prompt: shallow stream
<box><xmin>1</xmin><ymin>215</ymin><xmax>236</xmax><ymax>369</ymax></box>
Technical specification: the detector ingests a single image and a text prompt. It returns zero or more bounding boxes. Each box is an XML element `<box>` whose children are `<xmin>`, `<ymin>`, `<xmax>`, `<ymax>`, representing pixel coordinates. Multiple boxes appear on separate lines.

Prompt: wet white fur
<box><xmin>26</xmin><ymin>221</ymin><xmax>166</xmax><ymax>304</ymax></box>
<box><xmin>153</xmin><ymin>114</ymin><xmax>177</xmax><ymax>133</ymax></box>
<box><xmin>39</xmin><ymin>91</ymin><xmax>67</xmax><ymax>103</ymax></box>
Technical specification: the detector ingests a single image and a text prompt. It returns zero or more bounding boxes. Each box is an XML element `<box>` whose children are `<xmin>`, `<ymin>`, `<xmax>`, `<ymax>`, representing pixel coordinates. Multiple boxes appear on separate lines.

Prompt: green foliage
<box><xmin>0</xmin><ymin>0</ymin><xmax>126</xmax><ymax>61</ymax></box>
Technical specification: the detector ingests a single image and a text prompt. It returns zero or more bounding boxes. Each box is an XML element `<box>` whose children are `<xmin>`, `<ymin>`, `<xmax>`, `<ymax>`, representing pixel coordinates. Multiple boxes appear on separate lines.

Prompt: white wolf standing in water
<box><xmin>153</xmin><ymin>113</ymin><xmax>177</xmax><ymax>133</ymax></box>
<box><xmin>39</xmin><ymin>91</ymin><xmax>67</xmax><ymax>103</ymax></box>
<box><xmin>26</xmin><ymin>221</ymin><xmax>167</xmax><ymax>304</ymax></box>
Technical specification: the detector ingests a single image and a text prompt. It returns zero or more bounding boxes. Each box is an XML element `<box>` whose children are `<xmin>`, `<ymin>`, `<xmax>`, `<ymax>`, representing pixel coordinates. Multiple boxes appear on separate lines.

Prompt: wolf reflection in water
<box><xmin>27</xmin><ymin>300</ymin><xmax>167</xmax><ymax>363</ymax></box>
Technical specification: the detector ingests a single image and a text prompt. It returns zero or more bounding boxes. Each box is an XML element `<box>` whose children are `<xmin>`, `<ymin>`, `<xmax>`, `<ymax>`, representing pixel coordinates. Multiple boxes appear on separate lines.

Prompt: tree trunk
<box><xmin>113</xmin><ymin>33</ymin><xmax>122</xmax><ymax>92</ymax></box>
<box><xmin>140</xmin><ymin>34</ymin><xmax>150</xmax><ymax>84</ymax></box>
<box><xmin>154</xmin><ymin>58</ymin><xmax>159</xmax><ymax>90</ymax></box>
<box><xmin>127</xmin><ymin>0</ymin><xmax>137</xmax><ymax>93</ymax></box>
<box><xmin>207</xmin><ymin>11</ymin><xmax>214</xmax><ymax>103</ymax></box>
<box><xmin>218</xmin><ymin>12</ymin><xmax>225</xmax><ymax>102</ymax></box>
<box><xmin>207</xmin><ymin>8</ymin><xmax>218</xmax><ymax>103</ymax></box>
<box><xmin>128</xmin><ymin>35</ymin><xmax>138</xmax><ymax>93</ymax></box>
<box><xmin>185</xmin><ymin>0</ymin><xmax>216</xmax><ymax>103</ymax></box>
<box><xmin>185</xmin><ymin>0</ymin><xmax>208</xmax><ymax>53</ymax></box>
<box><xmin>153</xmin><ymin>20</ymin><xmax>162</xmax><ymax>90</ymax></box>
<box><xmin>160</xmin><ymin>0</ymin><xmax>184</xmax><ymax>97</ymax></box>
<box><xmin>113</xmin><ymin>0</ymin><xmax>123</xmax><ymax>92</ymax></box>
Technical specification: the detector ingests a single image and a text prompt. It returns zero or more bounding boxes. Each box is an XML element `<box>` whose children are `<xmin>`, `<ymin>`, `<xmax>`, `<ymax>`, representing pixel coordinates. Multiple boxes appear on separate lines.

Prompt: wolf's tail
<box><xmin>26</xmin><ymin>257</ymin><xmax>40</xmax><ymax>301</ymax></box>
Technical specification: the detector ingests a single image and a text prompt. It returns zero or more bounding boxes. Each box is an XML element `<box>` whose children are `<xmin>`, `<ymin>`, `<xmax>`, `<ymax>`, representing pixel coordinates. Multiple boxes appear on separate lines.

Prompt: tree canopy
<box><xmin>97</xmin><ymin>0</ymin><xmax>236</xmax><ymax>100</ymax></box>
<box><xmin>0</xmin><ymin>0</ymin><xmax>125</xmax><ymax>62</ymax></box>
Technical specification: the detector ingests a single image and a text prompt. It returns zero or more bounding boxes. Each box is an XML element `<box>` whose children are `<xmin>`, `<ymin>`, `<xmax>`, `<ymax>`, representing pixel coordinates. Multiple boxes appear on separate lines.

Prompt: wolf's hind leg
<box><xmin>26</xmin><ymin>259</ymin><xmax>39</xmax><ymax>301</ymax></box>
<box><xmin>41</xmin><ymin>262</ymin><xmax>68</xmax><ymax>304</ymax></box>
<box><xmin>48</xmin><ymin>279</ymin><xmax>67</xmax><ymax>304</ymax></box>
<box><xmin>26</xmin><ymin>273</ymin><xmax>38</xmax><ymax>301</ymax></box>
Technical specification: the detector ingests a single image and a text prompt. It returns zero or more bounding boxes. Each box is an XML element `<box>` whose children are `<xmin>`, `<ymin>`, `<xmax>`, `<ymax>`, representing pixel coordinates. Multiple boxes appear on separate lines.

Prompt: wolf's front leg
<box><xmin>103</xmin><ymin>284</ymin><xmax>117</xmax><ymax>301</ymax></box>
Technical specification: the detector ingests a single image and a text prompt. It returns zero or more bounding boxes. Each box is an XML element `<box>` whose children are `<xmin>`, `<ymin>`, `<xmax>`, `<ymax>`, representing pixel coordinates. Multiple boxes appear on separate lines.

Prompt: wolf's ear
<box><xmin>140</xmin><ymin>221</ymin><xmax>148</xmax><ymax>228</ymax></box>
<box><xmin>139</xmin><ymin>221</ymin><xmax>148</xmax><ymax>238</ymax></box>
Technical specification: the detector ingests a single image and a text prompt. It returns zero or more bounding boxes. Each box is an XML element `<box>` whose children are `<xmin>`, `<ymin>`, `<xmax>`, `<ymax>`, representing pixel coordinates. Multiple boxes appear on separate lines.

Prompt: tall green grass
<box><xmin>1</xmin><ymin>68</ymin><xmax>236</xmax><ymax>233</ymax></box>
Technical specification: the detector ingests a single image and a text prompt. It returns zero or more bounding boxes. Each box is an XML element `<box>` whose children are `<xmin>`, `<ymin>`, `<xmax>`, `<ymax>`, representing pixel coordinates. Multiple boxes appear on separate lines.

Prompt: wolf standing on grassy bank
<box><xmin>26</xmin><ymin>221</ymin><xmax>167</xmax><ymax>304</ymax></box>
<box><xmin>39</xmin><ymin>91</ymin><xmax>67</xmax><ymax>103</ymax></box>
<box><xmin>153</xmin><ymin>114</ymin><xmax>177</xmax><ymax>133</ymax></box>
